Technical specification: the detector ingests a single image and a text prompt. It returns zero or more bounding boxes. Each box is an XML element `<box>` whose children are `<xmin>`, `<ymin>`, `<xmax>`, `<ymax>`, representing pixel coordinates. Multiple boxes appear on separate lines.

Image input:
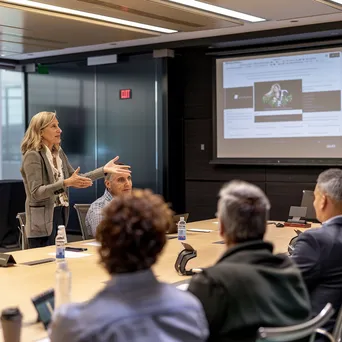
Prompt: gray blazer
<box><xmin>20</xmin><ymin>148</ymin><xmax>104</xmax><ymax>238</ymax></box>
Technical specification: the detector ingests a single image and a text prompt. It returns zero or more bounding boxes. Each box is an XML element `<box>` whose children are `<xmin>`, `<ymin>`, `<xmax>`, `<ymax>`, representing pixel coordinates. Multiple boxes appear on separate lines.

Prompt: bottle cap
<box><xmin>180</xmin><ymin>217</ymin><xmax>184</xmax><ymax>221</ymax></box>
<box><xmin>58</xmin><ymin>225</ymin><xmax>65</xmax><ymax>229</ymax></box>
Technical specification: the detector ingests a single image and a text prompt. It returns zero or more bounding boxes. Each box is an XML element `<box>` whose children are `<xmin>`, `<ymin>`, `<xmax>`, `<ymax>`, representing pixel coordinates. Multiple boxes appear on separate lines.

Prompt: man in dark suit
<box><xmin>292</xmin><ymin>168</ymin><xmax>342</xmax><ymax>334</ymax></box>
<box><xmin>188</xmin><ymin>180</ymin><xmax>310</xmax><ymax>342</ymax></box>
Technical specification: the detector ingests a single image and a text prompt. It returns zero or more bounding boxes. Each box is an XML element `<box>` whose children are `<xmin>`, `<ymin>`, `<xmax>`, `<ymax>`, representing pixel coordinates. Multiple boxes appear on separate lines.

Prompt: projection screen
<box><xmin>214</xmin><ymin>47</ymin><xmax>342</xmax><ymax>165</ymax></box>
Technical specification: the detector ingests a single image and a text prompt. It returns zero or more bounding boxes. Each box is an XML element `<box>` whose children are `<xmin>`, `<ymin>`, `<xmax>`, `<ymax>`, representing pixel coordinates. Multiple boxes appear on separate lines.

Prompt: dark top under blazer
<box><xmin>20</xmin><ymin>148</ymin><xmax>104</xmax><ymax>238</ymax></box>
<box><xmin>292</xmin><ymin>216</ymin><xmax>342</xmax><ymax>333</ymax></box>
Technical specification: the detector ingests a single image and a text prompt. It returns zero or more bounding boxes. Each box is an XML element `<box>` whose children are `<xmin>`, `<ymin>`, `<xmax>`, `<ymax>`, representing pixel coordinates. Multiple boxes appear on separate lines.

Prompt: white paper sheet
<box><xmin>83</xmin><ymin>241</ymin><xmax>100</xmax><ymax>247</ymax></box>
<box><xmin>48</xmin><ymin>251</ymin><xmax>91</xmax><ymax>259</ymax></box>
<box><xmin>36</xmin><ymin>338</ymin><xmax>50</xmax><ymax>342</ymax></box>
<box><xmin>176</xmin><ymin>283</ymin><xmax>189</xmax><ymax>291</ymax></box>
<box><xmin>188</xmin><ymin>229</ymin><xmax>213</xmax><ymax>233</ymax></box>
<box><xmin>212</xmin><ymin>221</ymin><xmax>219</xmax><ymax>224</ymax></box>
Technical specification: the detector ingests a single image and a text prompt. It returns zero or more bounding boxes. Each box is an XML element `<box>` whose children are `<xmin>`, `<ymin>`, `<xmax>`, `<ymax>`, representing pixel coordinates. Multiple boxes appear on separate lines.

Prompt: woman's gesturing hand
<box><xmin>103</xmin><ymin>156</ymin><xmax>131</xmax><ymax>175</ymax></box>
<box><xmin>64</xmin><ymin>167</ymin><xmax>93</xmax><ymax>188</ymax></box>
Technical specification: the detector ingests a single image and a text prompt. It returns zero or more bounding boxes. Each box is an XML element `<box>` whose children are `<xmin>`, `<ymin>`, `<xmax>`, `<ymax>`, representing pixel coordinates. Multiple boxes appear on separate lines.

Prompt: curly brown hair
<box><xmin>96</xmin><ymin>189</ymin><xmax>173</xmax><ymax>274</ymax></box>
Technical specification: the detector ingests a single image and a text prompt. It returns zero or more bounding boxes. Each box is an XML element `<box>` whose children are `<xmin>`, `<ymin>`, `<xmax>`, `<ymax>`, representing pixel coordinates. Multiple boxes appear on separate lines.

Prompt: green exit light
<box><xmin>37</xmin><ymin>64</ymin><xmax>49</xmax><ymax>74</ymax></box>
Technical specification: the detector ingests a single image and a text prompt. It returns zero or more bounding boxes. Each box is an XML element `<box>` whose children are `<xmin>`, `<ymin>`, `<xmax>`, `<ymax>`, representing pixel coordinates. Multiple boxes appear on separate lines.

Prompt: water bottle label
<box><xmin>178</xmin><ymin>223</ymin><xmax>186</xmax><ymax>241</ymax></box>
<box><xmin>56</xmin><ymin>248</ymin><xmax>65</xmax><ymax>259</ymax></box>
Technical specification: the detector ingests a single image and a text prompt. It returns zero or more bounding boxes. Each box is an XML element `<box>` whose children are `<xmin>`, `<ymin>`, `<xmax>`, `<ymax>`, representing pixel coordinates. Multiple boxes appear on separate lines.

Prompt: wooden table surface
<box><xmin>0</xmin><ymin>219</ymin><xmax>319</xmax><ymax>342</ymax></box>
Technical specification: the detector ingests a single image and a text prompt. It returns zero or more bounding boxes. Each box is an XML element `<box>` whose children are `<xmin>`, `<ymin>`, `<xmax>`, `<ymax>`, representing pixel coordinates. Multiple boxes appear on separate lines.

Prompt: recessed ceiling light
<box><xmin>0</xmin><ymin>54</ymin><xmax>5</xmax><ymax>56</ymax></box>
<box><xmin>315</xmin><ymin>0</ymin><xmax>342</xmax><ymax>8</ymax></box>
<box><xmin>166</xmin><ymin>0</ymin><xmax>266</xmax><ymax>22</ymax></box>
<box><xmin>1</xmin><ymin>0</ymin><xmax>178</xmax><ymax>33</ymax></box>
<box><xmin>323</xmin><ymin>0</ymin><xmax>342</xmax><ymax>3</ymax></box>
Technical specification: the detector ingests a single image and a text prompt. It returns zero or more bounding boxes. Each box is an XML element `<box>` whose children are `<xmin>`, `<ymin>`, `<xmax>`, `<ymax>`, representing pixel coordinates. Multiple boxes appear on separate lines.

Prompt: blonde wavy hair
<box><xmin>21</xmin><ymin>111</ymin><xmax>57</xmax><ymax>155</ymax></box>
<box><xmin>264</xmin><ymin>83</ymin><xmax>281</xmax><ymax>98</ymax></box>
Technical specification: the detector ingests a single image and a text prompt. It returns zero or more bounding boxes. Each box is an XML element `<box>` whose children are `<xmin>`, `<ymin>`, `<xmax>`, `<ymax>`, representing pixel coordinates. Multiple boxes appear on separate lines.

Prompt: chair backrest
<box><xmin>168</xmin><ymin>213</ymin><xmax>190</xmax><ymax>234</ymax></box>
<box><xmin>333</xmin><ymin>305</ymin><xmax>342</xmax><ymax>342</ymax></box>
<box><xmin>257</xmin><ymin>303</ymin><xmax>335</xmax><ymax>342</ymax></box>
<box><xmin>16</xmin><ymin>212</ymin><xmax>28</xmax><ymax>250</ymax></box>
<box><xmin>300</xmin><ymin>190</ymin><xmax>317</xmax><ymax>222</ymax></box>
<box><xmin>74</xmin><ymin>204</ymin><xmax>92</xmax><ymax>240</ymax></box>
<box><xmin>16</xmin><ymin>212</ymin><xmax>26</xmax><ymax>226</ymax></box>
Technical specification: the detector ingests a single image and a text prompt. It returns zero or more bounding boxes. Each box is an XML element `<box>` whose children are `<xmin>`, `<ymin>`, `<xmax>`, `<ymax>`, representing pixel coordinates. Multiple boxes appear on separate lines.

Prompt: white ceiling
<box><xmin>0</xmin><ymin>0</ymin><xmax>341</xmax><ymax>60</ymax></box>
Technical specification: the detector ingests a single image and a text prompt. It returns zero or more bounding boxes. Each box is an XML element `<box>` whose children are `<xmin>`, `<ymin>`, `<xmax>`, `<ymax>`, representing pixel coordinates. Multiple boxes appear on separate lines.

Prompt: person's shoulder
<box><xmin>161</xmin><ymin>283</ymin><xmax>208</xmax><ymax>330</ymax></box>
<box><xmin>50</xmin><ymin>303</ymin><xmax>84</xmax><ymax>341</ymax></box>
<box><xmin>296</xmin><ymin>226</ymin><xmax>336</xmax><ymax>253</ymax></box>
<box><xmin>189</xmin><ymin>263</ymin><xmax>238</xmax><ymax>291</ymax></box>
<box><xmin>58</xmin><ymin>147</ymin><xmax>67</xmax><ymax>158</ymax></box>
<box><xmin>300</xmin><ymin>225</ymin><xmax>328</xmax><ymax>242</ymax></box>
<box><xmin>164</xmin><ymin>283</ymin><xmax>204</xmax><ymax>309</ymax></box>
<box><xmin>22</xmin><ymin>150</ymin><xmax>41</xmax><ymax>163</ymax></box>
<box><xmin>89</xmin><ymin>194</ymin><xmax>107</xmax><ymax>210</ymax></box>
<box><xmin>206</xmin><ymin>261</ymin><xmax>242</xmax><ymax>278</ymax></box>
<box><xmin>305</xmin><ymin>220</ymin><xmax>342</xmax><ymax>246</ymax></box>
<box><xmin>24</xmin><ymin>150</ymin><xmax>40</xmax><ymax>157</ymax></box>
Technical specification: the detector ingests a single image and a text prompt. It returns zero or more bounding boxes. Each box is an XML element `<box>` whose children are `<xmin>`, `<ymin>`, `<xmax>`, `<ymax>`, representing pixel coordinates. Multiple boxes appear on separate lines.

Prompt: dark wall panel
<box><xmin>186</xmin><ymin>181</ymin><xmax>224</xmax><ymax>221</ymax></box>
<box><xmin>166</xmin><ymin>57</ymin><xmax>186</xmax><ymax>214</ymax></box>
<box><xmin>266</xmin><ymin>182</ymin><xmax>316</xmax><ymax>220</ymax></box>
<box><xmin>266</xmin><ymin>167</ymin><xmax>326</xmax><ymax>183</ymax></box>
<box><xmin>185</xmin><ymin>119</ymin><xmax>265</xmax><ymax>182</ymax></box>
<box><xmin>186</xmin><ymin>180</ymin><xmax>266</xmax><ymax>222</ymax></box>
<box><xmin>182</xmin><ymin>50</ymin><xmax>212</xmax><ymax>120</ymax></box>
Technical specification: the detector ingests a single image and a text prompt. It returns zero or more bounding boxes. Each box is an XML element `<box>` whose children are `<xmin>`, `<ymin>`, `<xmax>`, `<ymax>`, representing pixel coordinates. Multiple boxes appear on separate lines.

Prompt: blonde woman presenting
<box><xmin>20</xmin><ymin>111</ymin><xmax>130</xmax><ymax>248</ymax></box>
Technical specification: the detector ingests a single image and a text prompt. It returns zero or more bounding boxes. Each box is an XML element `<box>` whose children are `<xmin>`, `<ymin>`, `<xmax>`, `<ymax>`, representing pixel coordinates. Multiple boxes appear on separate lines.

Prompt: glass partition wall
<box><xmin>0</xmin><ymin>70</ymin><xmax>25</xmax><ymax>180</ymax></box>
<box><xmin>27</xmin><ymin>54</ymin><xmax>165</xmax><ymax>233</ymax></box>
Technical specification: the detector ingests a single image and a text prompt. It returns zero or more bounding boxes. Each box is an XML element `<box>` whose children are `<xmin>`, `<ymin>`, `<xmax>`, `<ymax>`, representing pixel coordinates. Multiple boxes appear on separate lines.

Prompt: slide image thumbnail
<box><xmin>254</xmin><ymin>79</ymin><xmax>302</xmax><ymax>111</ymax></box>
<box><xmin>263</xmin><ymin>83</ymin><xmax>292</xmax><ymax>108</ymax></box>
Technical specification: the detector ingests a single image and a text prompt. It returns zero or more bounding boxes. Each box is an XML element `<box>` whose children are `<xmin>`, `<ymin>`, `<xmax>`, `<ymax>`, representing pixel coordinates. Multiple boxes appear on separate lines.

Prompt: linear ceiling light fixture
<box><xmin>314</xmin><ymin>0</ymin><xmax>342</xmax><ymax>9</ymax></box>
<box><xmin>166</xmin><ymin>0</ymin><xmax>266</xmax><ymax>22</ymax></box>
<box><xmin>0</xmin><ymin>0</ymin><xmax>178</xmax><ymax>34</ymax></box>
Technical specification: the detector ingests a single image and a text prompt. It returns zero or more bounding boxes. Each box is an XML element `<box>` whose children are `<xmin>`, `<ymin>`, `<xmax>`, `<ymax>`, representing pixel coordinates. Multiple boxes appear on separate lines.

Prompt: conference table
<box><xmin>0</xmin><ymin>218</ymin><xmax>318</xmax><ymax>342</ymax></box>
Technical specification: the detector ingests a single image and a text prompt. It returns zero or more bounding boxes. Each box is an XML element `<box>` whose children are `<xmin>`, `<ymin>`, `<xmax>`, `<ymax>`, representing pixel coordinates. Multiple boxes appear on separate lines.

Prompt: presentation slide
<box><xmin>215</xmin><ymin>48</ymin><xmax>342</xmax><ymax>162</ymax></box>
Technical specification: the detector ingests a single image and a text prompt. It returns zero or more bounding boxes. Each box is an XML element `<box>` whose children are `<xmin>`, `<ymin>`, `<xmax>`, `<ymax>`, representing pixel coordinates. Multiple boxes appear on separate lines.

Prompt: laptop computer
<box><xmin>168</xmin><ymin>213</ymin><xmax>189</xmax><ymax>234</ymax></box>
<box><xmin>31</xmin><ymin>288</ymin><xmax>54</xmax><ymax>329</ymax></box>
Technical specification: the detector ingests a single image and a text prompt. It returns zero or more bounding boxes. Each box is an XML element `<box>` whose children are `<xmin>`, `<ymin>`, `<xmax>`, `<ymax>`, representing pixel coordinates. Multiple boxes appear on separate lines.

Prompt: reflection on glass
<box><xmin>96</xmin><ymin>56</ymin><xmax>158</xmax><ymax>196</ymax></box>
<box><xmin>0</xmin><ymin>70</ymin><xmax>25</xmax><ymax>180</ymax></box>
<box><xmin>27</xmin><ymin>64</ymin><xmax>96</xmax><ymax>233</ymax></box>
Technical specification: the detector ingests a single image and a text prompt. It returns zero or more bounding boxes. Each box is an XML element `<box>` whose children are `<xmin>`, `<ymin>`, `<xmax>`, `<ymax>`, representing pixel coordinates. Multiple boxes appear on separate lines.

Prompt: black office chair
<box><xmin>74</xmin><ymin>204</ymin><xmax>92</xmax><ymax>240</ymax></box>
<box><xmin>333</xmin><ymin>305</ymin><xmax>342</xmax><ymax>342</ymax></box>
<box><xmin>257</xmin><ymin>303</ymin><xmax>335</xmax><ymax>342</ymax></box>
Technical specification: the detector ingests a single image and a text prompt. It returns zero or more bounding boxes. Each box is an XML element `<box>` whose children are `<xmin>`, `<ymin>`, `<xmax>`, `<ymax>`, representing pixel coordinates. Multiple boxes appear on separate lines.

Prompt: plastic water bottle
<box><xmin>58</xmin><ymin>224</ymin><xmax>68</xmax><ymax>244</ymax></box>
<box><xmin>55</xmin><ymin>227</ymin><xmax>66</xmax><ymax>261</ymax></box>
<box><xmin>177</xmin><ymin>217</ymin><xmax>187</xmax><ymax>243</ymax></box>
<box><xmin>55</xmin><ymin>261</ymin><xmax>71</xmax><ymax>309</ymax></box>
